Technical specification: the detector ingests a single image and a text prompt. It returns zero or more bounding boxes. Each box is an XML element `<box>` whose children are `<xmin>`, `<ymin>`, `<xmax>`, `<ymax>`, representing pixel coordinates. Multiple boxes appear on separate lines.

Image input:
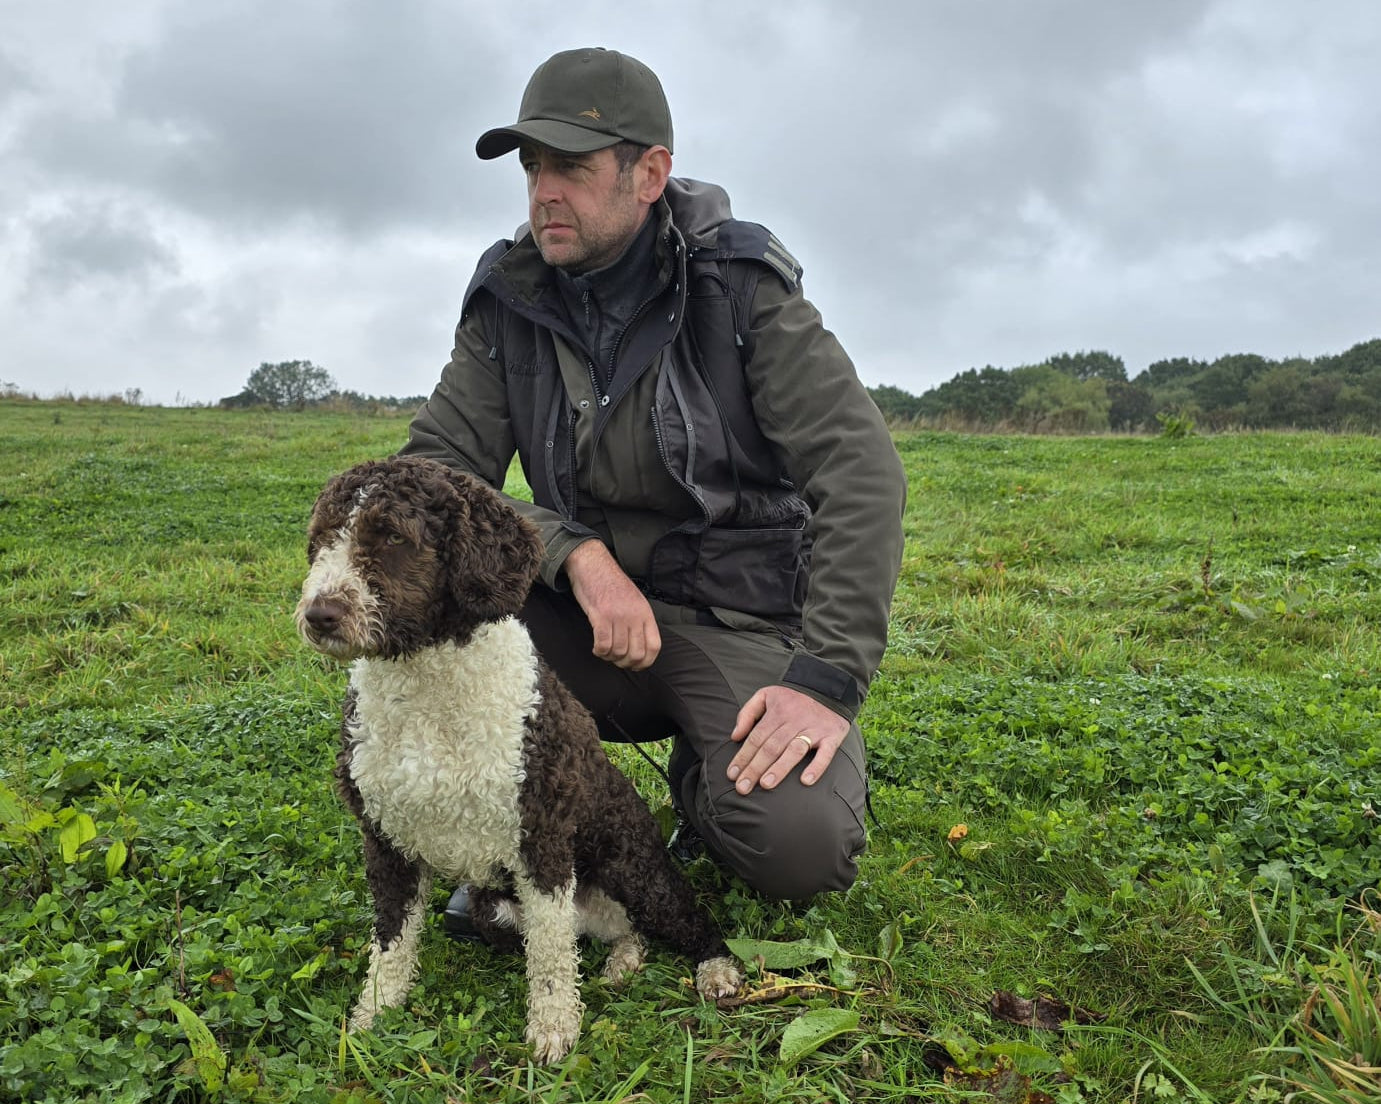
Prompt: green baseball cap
<box><xmin>476</xmin><ymin>47</ymin><xmax>673</xmax><ymax>160</ymax></box>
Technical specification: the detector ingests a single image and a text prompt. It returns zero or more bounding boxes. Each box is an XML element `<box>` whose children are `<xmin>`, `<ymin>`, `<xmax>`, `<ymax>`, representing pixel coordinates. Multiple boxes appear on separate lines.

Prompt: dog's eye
<box><xmin>386</xmin><ymin>532</ymin><xmax>407</xmax><ymax>546</ymax></box>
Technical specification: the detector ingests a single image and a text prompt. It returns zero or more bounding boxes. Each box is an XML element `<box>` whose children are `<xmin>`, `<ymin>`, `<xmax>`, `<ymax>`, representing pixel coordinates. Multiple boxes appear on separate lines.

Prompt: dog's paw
<box><xmin>695</xmin><ymin>955</ymin><xmax>742</xmax><ymax>1001</ymax></box>
<box><xmin>526</xmin><ymin>1012</ymin><xmax>581</xmax><ymax>1064</ymax></box>
<box><xmin>346</xmin><ymin>1004</ymin><xmax>377</xmax><ymax>1034</ymax></box>
<box><xmin>600</xmin><ymin>934</ymin><xmax>646</xmax><ymax>985</ymax></box>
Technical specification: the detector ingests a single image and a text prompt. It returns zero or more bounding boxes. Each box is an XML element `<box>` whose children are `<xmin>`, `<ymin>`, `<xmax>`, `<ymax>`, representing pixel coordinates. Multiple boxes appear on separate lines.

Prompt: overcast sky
<box><xmin>3</xmin><ymin>1</ymin><xmax>1377</xmax><ymax>406</ymax></box>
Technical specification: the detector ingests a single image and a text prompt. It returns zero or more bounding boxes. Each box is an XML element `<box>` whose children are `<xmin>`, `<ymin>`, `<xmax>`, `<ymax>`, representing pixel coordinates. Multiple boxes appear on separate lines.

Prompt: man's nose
<box><xmin>531</xmin><ymin>166</ymin><xmax>564</xmax><ymax>206</ymax></box>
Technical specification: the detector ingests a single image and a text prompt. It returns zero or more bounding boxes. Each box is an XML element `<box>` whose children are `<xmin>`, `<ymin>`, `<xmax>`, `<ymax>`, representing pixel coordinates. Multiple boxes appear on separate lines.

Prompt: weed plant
<box><xmin>2</xmin><ymin>401</ymin><xmax>1379</xmax><ymax>1102</ymax></box>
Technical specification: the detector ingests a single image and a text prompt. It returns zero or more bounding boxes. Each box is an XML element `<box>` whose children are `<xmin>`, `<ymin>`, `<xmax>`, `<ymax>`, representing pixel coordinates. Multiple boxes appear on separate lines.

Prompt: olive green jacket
<box><xmin>402</xmin><ymin>179</ymin><xmax>906</xmax><ymax>720</ymax></box>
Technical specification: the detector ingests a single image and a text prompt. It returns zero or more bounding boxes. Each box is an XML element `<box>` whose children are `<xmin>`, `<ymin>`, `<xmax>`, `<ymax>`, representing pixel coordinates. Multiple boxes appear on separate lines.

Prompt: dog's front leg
<box><xmin>349</xmin><ymin>826</ymin><xmax>433</xmax><ymax>1032</ymax></box>
<box><xmin>514</xmin><ymin>871</ymin><xmax>582</xmax><ymax>1063</ymax></box>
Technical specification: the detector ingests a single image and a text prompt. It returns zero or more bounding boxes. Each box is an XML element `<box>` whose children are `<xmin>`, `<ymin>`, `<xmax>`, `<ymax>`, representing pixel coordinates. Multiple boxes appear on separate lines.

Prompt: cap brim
<box><xmin>475</xmin><ymin>119</ymin><xmax>622</xmax><ymax>160</ymax></box>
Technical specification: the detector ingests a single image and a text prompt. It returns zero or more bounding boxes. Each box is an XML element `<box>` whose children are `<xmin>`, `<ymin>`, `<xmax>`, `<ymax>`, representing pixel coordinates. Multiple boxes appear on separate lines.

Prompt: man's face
<box><xmin>520</xmin><ymin>145</ymin><xmax>647</xmax><ymax>274</ymax></box>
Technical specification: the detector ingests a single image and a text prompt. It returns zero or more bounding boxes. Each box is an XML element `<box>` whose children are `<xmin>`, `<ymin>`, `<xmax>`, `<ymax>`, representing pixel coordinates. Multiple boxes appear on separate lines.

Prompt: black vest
<box><xmin>461</xmin><ymin>191</ymin><xmax>812</xmax><ymax>627</ymax></box>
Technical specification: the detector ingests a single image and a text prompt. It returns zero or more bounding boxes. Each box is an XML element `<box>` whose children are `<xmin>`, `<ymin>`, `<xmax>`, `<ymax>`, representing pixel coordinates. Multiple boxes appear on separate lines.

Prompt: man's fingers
<box><xmin>730</xmin><ymin>689</ymin><xmax>768</xmax><ymax>743</ymax></box>
<box><xmin>635</xmin><ymin>622</ymin><xmax>663</xmax><ymax>670</ymax></box>
<box><xmin>610</xmin><ymin>620</ymin><xmax>630</xmax><ymax>664</ymax></box>
<box><xmin>754</xmin><ymin>731</ymin><xmax>821</xmax><ymax>792</ymax></box>
<box><xmin>590</xmin><ymin>619</ymin><xmax>614</xmax><ymax>660</ymax></box>
<box><xmin>593</xmin><ymin>617</ymin><xmax>663</xmax><ymax>670</ymax></box>
<box><xmin>799</xmin><ymin>739</ymin><xmax>837</xmax><ymax>786</ymax></box>
<box><xmin>631</xmin><ymin>621</ymin><xmax>663</xmax><ymax>669</ymax></box>
<box><xmin>618</xmin><ymin>627</ymin><xmax>644</xmax><ymax>670</ymax></box>
<box><xmin>728</xmin><ymin>718</ymin><xmax>795</xmax><ymax>790</ymax></box>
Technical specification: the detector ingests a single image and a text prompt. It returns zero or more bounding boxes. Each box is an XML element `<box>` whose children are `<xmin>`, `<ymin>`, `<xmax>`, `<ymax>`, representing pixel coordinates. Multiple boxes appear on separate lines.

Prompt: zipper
<box><xmin>678</xmin><ymin>268</ymin><xmax>744</xmax><ymax>518</ymax></box>
<box><xmin>650</xmin><ymin>402</ymin><xmax>710</xmax><ymax>522</ymax></box>
<box><xmin>583</xmin><ymin>229</ymin><xmax>689</xmax><ymax>510</ymax></box>
<box><xmin>603</xmin><ymin>227</ymin><xmax>681</xmax><ymax>392</ymax></box>
<box><xmin>567</xmin><ymin>404</ymin><xmax>579</xmax><ymax>516</ymax></box>
<box><xmin>585</xmin><ymin>270</ymin><xmax>676</xmax><ymax>467</ymax></box>
<box><xmin>584</xmin><ymin>354</ymin><xmax>609</xmax><ymax>409</ymax></box>
<box><xmin>606</xmin><ymin>291</ymin><xmax>658</xmax><ymax>385</ymax></box>
<box><xmin>542</xmin><ymin>395</ymin><xmax>576</xmax><ymax>521</ymax></box>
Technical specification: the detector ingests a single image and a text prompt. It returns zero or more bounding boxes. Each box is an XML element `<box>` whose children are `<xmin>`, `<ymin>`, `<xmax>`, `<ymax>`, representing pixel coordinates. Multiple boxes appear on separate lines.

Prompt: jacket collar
<box><xmin>554</xmin><ymin>209</ymin><xmax>661</xmax><ymax>324</ymax></box>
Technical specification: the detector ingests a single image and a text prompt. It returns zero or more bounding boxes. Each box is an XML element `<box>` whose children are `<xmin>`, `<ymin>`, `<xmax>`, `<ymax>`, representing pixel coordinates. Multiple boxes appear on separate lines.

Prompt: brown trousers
<box><xmin>520</xmin><ymin>586</ymin><xmax>868</xmax><ymax>900</ymax></box>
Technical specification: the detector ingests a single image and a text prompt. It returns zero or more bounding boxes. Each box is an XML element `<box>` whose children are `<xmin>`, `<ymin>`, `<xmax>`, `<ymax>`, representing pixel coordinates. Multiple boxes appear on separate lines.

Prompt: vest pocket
<box><xmin>693</xmin><ymin>524</ymin><xmax>805</xmax><ymax>620</ymax></box>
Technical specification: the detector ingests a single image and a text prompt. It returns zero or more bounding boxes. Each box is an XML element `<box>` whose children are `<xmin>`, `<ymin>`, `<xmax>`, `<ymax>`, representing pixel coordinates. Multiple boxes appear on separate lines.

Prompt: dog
<box><xmin>294</xmin><ymin>456</ymin><xmax>740</xmax><ymax>1063</ymax></box>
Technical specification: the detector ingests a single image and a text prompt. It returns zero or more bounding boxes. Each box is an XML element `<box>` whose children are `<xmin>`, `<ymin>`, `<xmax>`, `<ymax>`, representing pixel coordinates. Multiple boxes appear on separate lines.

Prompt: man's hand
<box><xmin>564</xmin><ymin>540</ymin><xmax>662</xmax><ymax>670</ymax></box>
<box><xmin>727</xmin><ymin>685</ymin><xmax>849</xmax><ymax>794</ymax></box>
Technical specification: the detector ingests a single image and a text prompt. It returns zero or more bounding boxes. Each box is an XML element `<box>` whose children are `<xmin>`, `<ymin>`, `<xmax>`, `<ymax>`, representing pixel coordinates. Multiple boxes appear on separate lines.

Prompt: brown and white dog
<box><xmin>294</xmin><ymin>456</ymin><xmax>740</xmax><ymax>1063</ymax></box>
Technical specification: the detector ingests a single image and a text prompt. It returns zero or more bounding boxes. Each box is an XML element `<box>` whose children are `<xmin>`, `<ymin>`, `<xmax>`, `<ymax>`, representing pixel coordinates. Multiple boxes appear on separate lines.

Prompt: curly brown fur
<box><xmin>301</xmin><ymin>455</ymin><xmax>541</xmax><ymax>658</ymax></box>
<box><xmin>296</xmin><ymin>456</ymin><xmax>739</xmax><ymax>1063</ymax></box>
<box><xmin>519</xmin><ymin>667</ymin><xmax>729</xmax><ymax>962</ymax></box>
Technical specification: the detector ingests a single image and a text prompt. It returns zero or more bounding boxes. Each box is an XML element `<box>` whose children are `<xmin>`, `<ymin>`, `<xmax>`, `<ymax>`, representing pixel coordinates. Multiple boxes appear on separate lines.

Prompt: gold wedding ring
<box><xmin>792</xmin><ymin>733</ymin><xmax>813</xmax><ymax>751</ymax></box>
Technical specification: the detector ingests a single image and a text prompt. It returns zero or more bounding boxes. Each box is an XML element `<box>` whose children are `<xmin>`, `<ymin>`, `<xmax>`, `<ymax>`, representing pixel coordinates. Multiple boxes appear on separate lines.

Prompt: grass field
<box><xmin>2</xmin><ymin>399</ymin><xmax>1379</xmax><ymax>1103</ymax></box>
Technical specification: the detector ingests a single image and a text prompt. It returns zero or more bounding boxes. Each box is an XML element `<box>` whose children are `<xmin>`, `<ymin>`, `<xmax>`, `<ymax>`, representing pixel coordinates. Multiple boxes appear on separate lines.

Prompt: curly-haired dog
<box><xmin>294</xmin><ymin>456</ymin><xmax>741</xmax><ymax>1063</ymax></box>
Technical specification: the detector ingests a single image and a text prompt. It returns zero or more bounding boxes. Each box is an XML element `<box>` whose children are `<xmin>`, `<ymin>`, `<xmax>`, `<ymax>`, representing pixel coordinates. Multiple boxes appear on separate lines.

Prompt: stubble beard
<box><xmin>536</xmin><ymin>174</ymin><xmax>642</xmax><ymax>275</ymax></box>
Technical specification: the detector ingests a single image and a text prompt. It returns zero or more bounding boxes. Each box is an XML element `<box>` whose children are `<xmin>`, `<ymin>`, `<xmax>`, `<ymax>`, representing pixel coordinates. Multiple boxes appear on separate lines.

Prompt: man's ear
<box><xmin>636</xmin><ymin>145</ymin><xmax>672</xmax><ymax>205</ymax></box>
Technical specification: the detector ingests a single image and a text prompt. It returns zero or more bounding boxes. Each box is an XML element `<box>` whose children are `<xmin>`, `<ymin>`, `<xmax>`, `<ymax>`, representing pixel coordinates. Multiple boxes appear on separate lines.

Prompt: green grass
<box><xmin>2</xmin><ymin>399</ymin><xmax>1380</xmax><ymax>1102</ymax></box>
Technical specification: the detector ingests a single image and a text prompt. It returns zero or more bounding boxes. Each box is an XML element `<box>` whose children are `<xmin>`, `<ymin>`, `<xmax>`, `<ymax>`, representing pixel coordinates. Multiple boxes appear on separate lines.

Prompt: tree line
<box><xmin>219</xmin><ymin>361</ymin><xmax>426</xmax><ymax>413</ymax></box>
<box><xmin>867</xmin><ymin>338</ymin><xmax>1381</xmax><ymax>433</ymax></box>
<box><xmin>226</xmin><ymin>340</ymin><xmax>1381</xmax><ymax>434</ymax></box>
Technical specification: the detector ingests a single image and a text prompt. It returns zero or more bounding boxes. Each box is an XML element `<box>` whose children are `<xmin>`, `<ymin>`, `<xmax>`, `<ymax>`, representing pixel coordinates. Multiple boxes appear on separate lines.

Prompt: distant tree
<box><xmin>1012</xmin><ymin>366</ymin><xmax>1110</xmax><ymax>432</ymax></box>
<box><xmin>1106</xmin><ymin>380</ymin><xmax>1157</xmax><ymax>432</ymax></box>
<box><xmin>1338</xmin><ymin>371</ymin><xmax>1381</xmax><ymax>429</ymax></box>
<box><xmin>1245</xmin><ymin>364</ymin><xmax>1308</xmax><ymax>427</ymax></box>
<box><xmin>867</xmin><ymin>383</ymin><xmax>924</xmax><ymax>422</ymax></box>
<box><xmin>1135</xmin><ymin>357</ymin><xmax>1208</xmax><ymax>389</ymax></box>
<box><xmin>1318</xmin><ymin>338</ymin><xmax>1381</xmax><ymax>378</ymax></box>
<box><xmin>1045</xmin><ymin>350</ymin><xmax>1127</xmax><ymax>382</ymax></box>
<box><xmin>1192</xmin><ymin>353</ymin><xmax>1270</xmax><ymax>428</ymax></box>
<box><xmin>319</xmin><ymin>389</ymin><xmax>430</xmax><ymax>414</ymax></box>
<box><xmin>235</xmin><ymin>360</ymin><xmax>338</xmax><ymax>409</ymax></box>
<box><xmin>1301</xmin><ymin>372</ymin><xmax>1345</xmax><ymax>426</ymax></box>
<box><xmin>917</xmin><ymin>365</ymin><xmax>1023</xmax><ymax>423</ymax></box>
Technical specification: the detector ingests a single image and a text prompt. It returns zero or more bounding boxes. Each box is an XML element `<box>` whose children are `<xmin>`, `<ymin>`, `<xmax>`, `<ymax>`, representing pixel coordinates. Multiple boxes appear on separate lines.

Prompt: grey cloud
<box><xmin>0</xmin><ymin>49</ymin><xmax>35</xmax><ymax>106</ymax></box>
<box><xmin>25</xmin><ymin>201</ymin><xmax>178</xmax><ymax>292</ymax></box>
<box><xmin>683</xmin><ymin>3</ymin><xmax>1222</xmax><ymax>336</ymax></box>
<box><xmin>19</xmin><ymin>2</ymin><xmax>519</xmax><ymax>236</ymax></box>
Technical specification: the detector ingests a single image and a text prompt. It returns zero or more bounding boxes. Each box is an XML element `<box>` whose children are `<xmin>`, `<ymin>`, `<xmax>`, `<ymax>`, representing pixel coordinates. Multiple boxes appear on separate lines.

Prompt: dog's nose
<box><xmin>305</xmin><ymin>597</ymin><xmax>348</xmax><ymax>634</ymax></box>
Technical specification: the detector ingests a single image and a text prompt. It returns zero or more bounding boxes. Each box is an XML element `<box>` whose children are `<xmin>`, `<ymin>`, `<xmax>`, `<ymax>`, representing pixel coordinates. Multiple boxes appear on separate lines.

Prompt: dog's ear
<box><xmin>306</xmin><ymin>464</ymin><xmax>373</xmax><ymax>562</ymax></box>
<box><xmin>443</xmin><ymin>473</ymin><xmax>544</xmax><ymax>622</ymax></box>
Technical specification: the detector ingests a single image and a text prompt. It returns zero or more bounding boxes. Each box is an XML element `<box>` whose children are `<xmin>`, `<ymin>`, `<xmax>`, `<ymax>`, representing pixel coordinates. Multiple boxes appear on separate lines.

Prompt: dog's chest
<box><xmin>346</xmin><ymin>619</ymin><xmax>540</xmax><ymax>883</ymax></box>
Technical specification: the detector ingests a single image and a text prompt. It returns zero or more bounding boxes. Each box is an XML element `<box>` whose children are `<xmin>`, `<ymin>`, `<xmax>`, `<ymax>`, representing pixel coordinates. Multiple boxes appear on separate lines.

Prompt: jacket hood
<box><xmin>661</xmin><ymin>177</ymin><xmax>734</xmax><ymax>247</ymax></box>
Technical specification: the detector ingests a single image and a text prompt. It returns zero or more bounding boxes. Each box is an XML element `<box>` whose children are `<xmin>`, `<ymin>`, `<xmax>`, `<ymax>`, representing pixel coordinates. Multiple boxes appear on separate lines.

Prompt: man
<box><xmin>401</xmin><ymin>47</ymin><xmax>906</xmax><ymax>906</ymax></box>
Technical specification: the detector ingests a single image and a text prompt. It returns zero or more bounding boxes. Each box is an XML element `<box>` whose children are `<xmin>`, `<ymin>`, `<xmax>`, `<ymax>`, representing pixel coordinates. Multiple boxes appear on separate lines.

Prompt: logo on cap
<box><xmin>578</xmin><ymin>108</ymin><xmax>602</xmax><ymax>120</ymax></box>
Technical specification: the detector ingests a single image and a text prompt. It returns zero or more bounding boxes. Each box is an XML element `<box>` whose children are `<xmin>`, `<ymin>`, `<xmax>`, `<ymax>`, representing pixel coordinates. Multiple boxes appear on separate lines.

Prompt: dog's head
<box><xmin>294</xmin><ymin>456</ymin><xmax>543</xmax><ymax>660</ymax></box>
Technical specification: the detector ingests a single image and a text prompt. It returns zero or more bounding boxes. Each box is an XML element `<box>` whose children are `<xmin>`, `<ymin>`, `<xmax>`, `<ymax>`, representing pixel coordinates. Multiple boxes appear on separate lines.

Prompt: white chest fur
<box><xmin>345</xmin><ymin>617</ymin><xmax>540</xmax><ymax>884</ymax></box>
